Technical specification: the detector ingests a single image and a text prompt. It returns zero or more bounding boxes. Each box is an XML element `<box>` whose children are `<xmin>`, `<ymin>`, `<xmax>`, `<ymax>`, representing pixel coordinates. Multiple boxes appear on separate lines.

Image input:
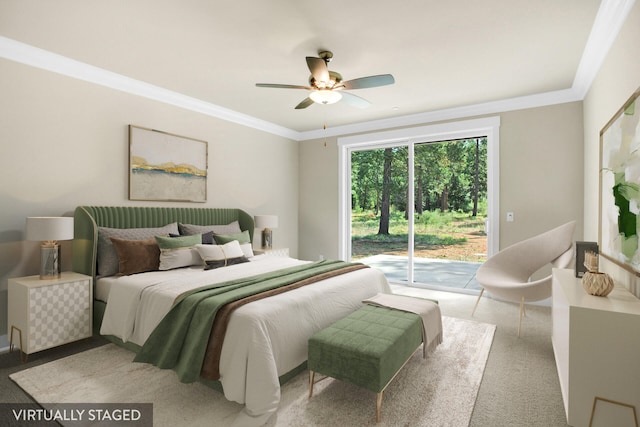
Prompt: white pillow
<box><xmin>159</xmin><ymin>247</ymin><xmax>202</xmax><ymax>270</ymax></box>
<box><xmin>155</xmin><ymin>234</ymin><xmax>202</xmax><ymax>270</ymax></box>
<box><xmin>240</xmin><ymin>243</ymin><xmax>254</xmax><ymax>258</ymax></box>
<box><xmin>195</xmin><ymin>241</ymin><xmax>249</xmax><ymax>270</ymax></box>
<box><xmin>195</xmin><ymin>243</ymin><xmax>225</xmax><ymax>262</ymax></box>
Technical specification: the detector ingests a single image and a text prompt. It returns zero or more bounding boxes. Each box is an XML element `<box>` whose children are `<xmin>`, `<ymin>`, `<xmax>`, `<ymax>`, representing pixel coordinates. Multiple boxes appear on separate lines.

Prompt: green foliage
<box><xmin>350</xmin><ymin>138</ymin><xmax>488</xmax><ymax>259</ymax></box>
<box><xmin>351</xmin><ymin>138</ymin><xmax>487</xmax><ymax>216</ymax></box>
<box><xmin>351</xmin><ymin>208</ymin><xmax>486</xmax><ymax>260</ymax></box>
<box><xmin>416</xmin><ymin>210</ymin><xmax>451</xmax><ymax>228</ymax></box>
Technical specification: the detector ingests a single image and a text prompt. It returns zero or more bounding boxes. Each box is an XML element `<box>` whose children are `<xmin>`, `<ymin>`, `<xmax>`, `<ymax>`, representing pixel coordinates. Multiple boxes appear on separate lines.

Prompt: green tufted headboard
<box><xmin>72</xmin><ymin>206</ymin><xmax>254</xmax><ymax>282</ymax></box>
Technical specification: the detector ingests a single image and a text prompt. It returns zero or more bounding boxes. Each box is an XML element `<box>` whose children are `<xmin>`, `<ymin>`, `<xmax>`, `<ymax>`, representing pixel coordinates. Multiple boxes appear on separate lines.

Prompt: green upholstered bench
<box><xmin>308</xmin><ymin>301</ymin><xmax>437</xmax><ymax>422</ymax></box>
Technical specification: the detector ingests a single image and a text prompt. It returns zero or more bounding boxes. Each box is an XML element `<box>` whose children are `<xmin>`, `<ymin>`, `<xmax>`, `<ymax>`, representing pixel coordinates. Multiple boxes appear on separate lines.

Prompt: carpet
<box><xmin>9</xmin><ymin>316</ymin><xmax>495</xmax><ymax>426</ymax></box>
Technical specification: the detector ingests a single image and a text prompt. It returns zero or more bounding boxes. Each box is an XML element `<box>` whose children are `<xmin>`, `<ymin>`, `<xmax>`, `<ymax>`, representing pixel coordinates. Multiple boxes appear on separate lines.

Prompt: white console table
<box><xmin>552</xmin><ymin>268</ymin><xmax>640</xmax><ymax>427</ymax></box>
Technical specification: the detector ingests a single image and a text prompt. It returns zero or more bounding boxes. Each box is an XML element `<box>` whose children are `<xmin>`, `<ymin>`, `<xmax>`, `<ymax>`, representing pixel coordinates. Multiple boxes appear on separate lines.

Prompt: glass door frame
<box><xmin>337</xmin><ymin>116</ymin><xmax>500</xmax><ymax>285</ymax></box>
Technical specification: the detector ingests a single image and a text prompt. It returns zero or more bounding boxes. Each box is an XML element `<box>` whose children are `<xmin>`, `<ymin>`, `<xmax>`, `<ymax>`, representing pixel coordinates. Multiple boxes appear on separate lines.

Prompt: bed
<box><xmin>71</xmin><ymin>206</ymin><xmax>391</xmax><ymax>427</ymax></box>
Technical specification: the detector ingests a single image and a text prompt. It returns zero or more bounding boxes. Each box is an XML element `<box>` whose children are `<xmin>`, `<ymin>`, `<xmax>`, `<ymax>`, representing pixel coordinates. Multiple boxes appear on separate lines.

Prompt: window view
<box><xmin>351</xmin><ymin>138</ymin><xmax>488</xmax><ymax>292</ymax></box>
<box><xmin>351</xmin><ymin>146</ymin><xmax>409</xmax><ymax>282</ymax></box>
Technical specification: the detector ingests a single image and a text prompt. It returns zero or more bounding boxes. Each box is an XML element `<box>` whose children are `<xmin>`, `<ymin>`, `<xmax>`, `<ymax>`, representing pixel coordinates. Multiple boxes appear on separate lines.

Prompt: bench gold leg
<box><xmin>309</xmin><ymin>370</ymin><xmax>315</xmax><ymax>399</ymax></box>
<box><xmin>376</xmin><ymin>391</ymin><xmax>383</xmax><ymax>423</ymax></box>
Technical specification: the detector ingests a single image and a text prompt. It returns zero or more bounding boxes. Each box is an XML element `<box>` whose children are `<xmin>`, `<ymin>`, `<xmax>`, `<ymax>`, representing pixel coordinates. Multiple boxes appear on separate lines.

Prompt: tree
<box><xmin>378</xmin><ymin>148</ymin><xmax>393</xmax><ymax>235</ymax></box>
<box><xmin>351</xmin><ymin>150</ymin><xmax>384</xmax><ymax>213</ymax></box>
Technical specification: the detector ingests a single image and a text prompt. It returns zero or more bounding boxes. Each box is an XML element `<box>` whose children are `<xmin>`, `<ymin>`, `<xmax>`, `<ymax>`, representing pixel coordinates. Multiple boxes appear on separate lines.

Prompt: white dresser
<box><xmin>8</xmin><ymin>272</ymin><xmax>93</xmax><ymax>359</ymax></box>
<box><xmin>552</xmin><ymin>268</ymin><xmax>640</xmax><ymax>427</ymax></box>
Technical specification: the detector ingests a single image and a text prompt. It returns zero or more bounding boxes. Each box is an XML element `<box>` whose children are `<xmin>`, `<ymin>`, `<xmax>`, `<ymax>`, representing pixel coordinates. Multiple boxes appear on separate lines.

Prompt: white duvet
<box><xmin>99</xmin><ymin>255</ymin><xmax>391</xmax><ymax>426</ymax></box>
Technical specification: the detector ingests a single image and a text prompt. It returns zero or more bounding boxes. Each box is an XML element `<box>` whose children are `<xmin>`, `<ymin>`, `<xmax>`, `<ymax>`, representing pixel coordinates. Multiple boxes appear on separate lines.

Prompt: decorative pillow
<box><xmin>213</xmin><ymin>230</ymin><xmax>251</xmax><ymax>245</ymax></box>
<box><xmin>170</xmin><ymin>231</ymin><xmax>214</xmax><ymax>244</ymax></box>
<box><xmin>195</xmin><ymin>240</ymin><xmax>249</xmax><ymax>270</ymax></box>
<box><xmin>110</xmin><ymin>237</ymin><xmax>160</xmax><ymax>276</ymax></box>
<box><xmin>178</xmin><ymin>221</ymin><xmax>242</xmax><ymax>237</ymax></box>
<box><xmin>155</xmin><ymin>234</ymin><xmax>202</xmax><ymax>270</ymax></box>
<box><xmin>240</xmin><ymin>243</ymin><xmax>254</xmax><ymax>258</ymax></box>
<box><xmin>97</xmin><ymin>222</ymin><xmax>179</xmax><ymax>277</ymax></box>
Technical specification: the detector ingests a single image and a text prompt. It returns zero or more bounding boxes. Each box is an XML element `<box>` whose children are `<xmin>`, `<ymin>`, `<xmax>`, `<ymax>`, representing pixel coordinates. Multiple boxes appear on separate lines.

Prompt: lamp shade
<box><xmin>309</xmin><ymin>89</ymin><xmax>342</xmax><ymax>105</ymax></box>
<box><xmin>254</xmin><ymin>215</ymin><xmax>278</xmax><ymax>230</ymax></box>
<box><xmin>26</xmin><ymin>217</ymin><xmax>74</xmax><ymax>242</ymax></box>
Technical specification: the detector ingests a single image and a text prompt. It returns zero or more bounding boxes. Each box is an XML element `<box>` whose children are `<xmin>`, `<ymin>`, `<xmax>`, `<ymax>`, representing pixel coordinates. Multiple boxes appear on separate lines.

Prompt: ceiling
<box><xmin>0</xmin><ymin>0</ymin><xmax>628</xmax><ymax>138</ymax></box>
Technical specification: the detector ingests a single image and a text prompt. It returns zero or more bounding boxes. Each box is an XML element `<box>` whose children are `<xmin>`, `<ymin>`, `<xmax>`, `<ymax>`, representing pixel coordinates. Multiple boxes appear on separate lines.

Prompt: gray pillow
<box><xmin>178</xmin><ymin>221</ymin><xmax>242</xmax><ymax>236</ymax></box>
<box><xmin>97</xmin><ymin>222</ymin><xmax>179</xmax><ymax>277</ymax></box>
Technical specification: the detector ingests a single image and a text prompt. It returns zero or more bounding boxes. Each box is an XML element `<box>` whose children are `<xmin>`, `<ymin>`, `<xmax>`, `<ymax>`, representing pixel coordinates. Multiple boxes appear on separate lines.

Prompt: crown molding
<box><xmin>0</xmin><ymin>36</ymin><xmax>300</xmax><ymax>141</ymax></box>
<box><xmin>0</xmin><ymin>0</ymin><xmax>633</xmax><ymax>142</ymax></box>
<box><xmin>572</xmin><ymin>0</ymin><xmax>636</xmax><ymax>98</ymax></box>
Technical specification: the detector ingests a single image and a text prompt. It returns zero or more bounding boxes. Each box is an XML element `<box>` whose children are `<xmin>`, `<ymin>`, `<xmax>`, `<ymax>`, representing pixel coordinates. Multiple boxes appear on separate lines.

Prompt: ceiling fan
<box><xmin>255</xmin><ymin>50</ymin><xmax>395</xmax><ymax>109</ymax></box>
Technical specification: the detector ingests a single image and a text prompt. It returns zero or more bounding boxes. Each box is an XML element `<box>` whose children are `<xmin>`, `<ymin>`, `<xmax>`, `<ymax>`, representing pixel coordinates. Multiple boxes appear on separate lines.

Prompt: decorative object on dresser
<box><xmin>129</xmin><ymin>125</ymin><xmax>208</xmax><ymax>203</ymax></box>
<box><xmin>599</xmin><ymin>87</ymin><xmax>640</xmax><ymax>274</ymax></box>
<box><xmin>581</xmin><ymin>251</ymin><xmax>614</xmax><ymax>297</ymax></box>
<box><xmin>8</xmin><ymin>272</ymin><xmax>93</xmax><ymax>362</ymax></box>
<box><xmin>254</xmin><ymin>214</ymin><xmax>278</xmax><ymax>248</ymax></box>
<box><xmin>26</xmin><ymin>216</ymin><xmax>74</xmax><ymax>279</ymax></box>
<box><xmin>574</xmin><ymin>241</ymin><xmax>598</xmax><ymax>278</ymax></box>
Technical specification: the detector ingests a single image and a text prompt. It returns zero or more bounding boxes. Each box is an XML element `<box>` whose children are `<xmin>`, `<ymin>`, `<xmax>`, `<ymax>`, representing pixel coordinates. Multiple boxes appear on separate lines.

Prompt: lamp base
<box><xmin>40</xmin><ymin>243</ymin><xmax>61</xmax><ymax>280</ymax></box>
<box><xmin>261</xmin><ymin>228</ymin><xmax>273</xmax><ymax>249</ymax></box>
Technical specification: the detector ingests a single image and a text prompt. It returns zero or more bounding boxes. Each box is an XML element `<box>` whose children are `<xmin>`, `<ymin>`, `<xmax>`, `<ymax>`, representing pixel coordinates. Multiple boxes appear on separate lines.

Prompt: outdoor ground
<box><xmin>414</xmin><ymin>230</ymin><xmax>486</xmax><ymax>260</ymax></box>
<box><xmin>351</xmin><ymin>211</ymin><xmax>487</xmax><ymax>262</ymax></box>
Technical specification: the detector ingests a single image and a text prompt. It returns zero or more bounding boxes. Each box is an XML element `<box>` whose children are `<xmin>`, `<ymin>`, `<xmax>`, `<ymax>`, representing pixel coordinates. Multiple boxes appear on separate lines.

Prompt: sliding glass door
<box><xmin>411</xmin><ymin>138</ymin><xmax>487</xmax><ymax>291</ymax></box>
<box><xmin>349</xmin><ymin>137</ymin><xmax>488</xmax><ymax>292</ymax></box>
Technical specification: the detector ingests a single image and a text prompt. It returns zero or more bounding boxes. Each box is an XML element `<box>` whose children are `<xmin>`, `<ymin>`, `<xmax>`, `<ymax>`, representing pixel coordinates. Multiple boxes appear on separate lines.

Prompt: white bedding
<box><xmin>99</xmin><ymin>255</ymin><xmax>391</xmax><ymax>426</ymax></box>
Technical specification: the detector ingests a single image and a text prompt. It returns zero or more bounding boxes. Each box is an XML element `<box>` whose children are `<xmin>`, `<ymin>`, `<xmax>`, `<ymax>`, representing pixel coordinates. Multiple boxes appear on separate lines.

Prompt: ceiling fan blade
<box><xmin>341</xmin><ymin>92</ymin><xmax>371</xmax><ymax>109</ymax></box>
<box><xmin>256</xmin><ymin>83</ymin><xmax>312</xmax><ymax>90</ymax></box>
<box><xmin>340</xmin><ymin>74</ymin><xmax>395</xmax><ymax>90</ymax></box>
<box><xmin>295</xmin><ymin>97</ymin><xmax>314</xmax><ymax>109</ymax></box>
<box><xmin>306</xmin><ymin>57</ymin><xmax>330</xmax><ymax>85</ymax></box>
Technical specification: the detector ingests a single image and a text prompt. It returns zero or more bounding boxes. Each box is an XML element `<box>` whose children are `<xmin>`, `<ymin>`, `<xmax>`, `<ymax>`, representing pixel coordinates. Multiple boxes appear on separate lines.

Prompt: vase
<box><xmin>581</xmin><ymin>271</ymin><xmax>614</xmax><ymax>296</ymax></box>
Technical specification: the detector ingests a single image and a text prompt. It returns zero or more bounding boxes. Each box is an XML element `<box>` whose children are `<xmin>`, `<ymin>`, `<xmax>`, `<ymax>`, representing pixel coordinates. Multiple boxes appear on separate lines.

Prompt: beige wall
<box><xmin>583</xmin><ymin>2</ymin><xmax>640</xmax><ymax>296</ymax></box>
<box><xmin>0</xmin><ymin>59</ymin><xmax>299</xmax><ymax>345</ymax></box>
<box><xmin>298</xmin><ymin>102</ymin><xmax>584</xmax><ymax>262</ymax></box>
<box><xmin>298</xmin><ymin>137</ymin><xmax>340</xmax><ymax>262</ymax></box>
<box><xmin>499</xmin><ymin>104</ymin><xmax>584</xmax><ymax>246</ymax></box>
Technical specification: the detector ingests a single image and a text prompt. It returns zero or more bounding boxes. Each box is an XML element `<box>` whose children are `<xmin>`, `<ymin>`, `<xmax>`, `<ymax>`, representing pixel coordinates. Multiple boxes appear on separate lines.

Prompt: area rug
<box><xmin>9</xmin><ymin>316</ymin><xmax>495</xmax><ymax>426</ymax></box>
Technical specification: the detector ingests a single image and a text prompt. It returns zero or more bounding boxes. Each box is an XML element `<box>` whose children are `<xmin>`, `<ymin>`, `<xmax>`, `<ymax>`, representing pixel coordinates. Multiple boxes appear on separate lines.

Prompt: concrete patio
<box><xmin>358</xmin><ymin>254</ymin><xmax>483</xmax><ymax>293</ymax></box>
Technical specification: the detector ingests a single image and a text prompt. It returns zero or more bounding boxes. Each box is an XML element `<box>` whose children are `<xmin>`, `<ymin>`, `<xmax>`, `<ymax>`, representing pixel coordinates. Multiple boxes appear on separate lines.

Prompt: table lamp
<box><xmin>254</xmin><ymin>215</ymin><xmax>278</xmax><ymax>249</ymax></box>
<box><xmin>26</xmin><ymin>216</ymin><xmax>74</xmax><ymax>279</ymax></box>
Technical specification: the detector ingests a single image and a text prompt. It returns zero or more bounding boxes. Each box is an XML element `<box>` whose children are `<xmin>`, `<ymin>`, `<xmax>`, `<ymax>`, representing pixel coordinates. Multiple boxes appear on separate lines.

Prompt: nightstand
<box><xmin>8</xmin><ymin>272</ymin><xmax>93</xmax><ymax>361</ymax></box>
<box><xmin>254</xmin><ymin>247</ymin><xmax>290</xmax><ymax>257</ymax></box>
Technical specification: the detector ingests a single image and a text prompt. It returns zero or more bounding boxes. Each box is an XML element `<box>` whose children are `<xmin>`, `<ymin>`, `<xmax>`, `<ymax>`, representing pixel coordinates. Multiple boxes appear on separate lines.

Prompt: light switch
<box><xmin>506</xmin><ymin>212</ymin><xmax>514</xmax><ymax>222</ymax></box>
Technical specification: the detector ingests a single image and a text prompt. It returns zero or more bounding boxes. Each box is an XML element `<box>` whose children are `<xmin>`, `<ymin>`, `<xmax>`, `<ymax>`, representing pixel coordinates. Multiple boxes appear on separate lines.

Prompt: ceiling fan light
<box><xmin>310</xmin><ymin>90</ymin><xmax>342</xmax><ymax>105</ymax></box>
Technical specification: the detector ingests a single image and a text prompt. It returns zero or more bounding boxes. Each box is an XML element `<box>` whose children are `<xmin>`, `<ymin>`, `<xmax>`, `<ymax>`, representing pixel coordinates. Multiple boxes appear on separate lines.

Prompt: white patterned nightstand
<box><xmin>254</xmin><ymin>247</ymin><xmax>290</xmax><ymax>257</ymax></box>
<box><xmin>8</xmin><ymin>272</ymin><xmax>92</xmax><ymax>361</ymax></box>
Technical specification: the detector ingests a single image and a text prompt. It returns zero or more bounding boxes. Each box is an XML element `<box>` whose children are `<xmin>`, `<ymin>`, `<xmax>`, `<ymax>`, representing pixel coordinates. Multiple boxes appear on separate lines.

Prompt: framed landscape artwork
<box><xmin>599</xmin><ymin>88</ymin><xmax>640</xmax><ymax>275</ymax></box>
<box><xmin>129</xmin><ymin>125</ymin><xmax>208</xmax><ymax>203</ymax></box>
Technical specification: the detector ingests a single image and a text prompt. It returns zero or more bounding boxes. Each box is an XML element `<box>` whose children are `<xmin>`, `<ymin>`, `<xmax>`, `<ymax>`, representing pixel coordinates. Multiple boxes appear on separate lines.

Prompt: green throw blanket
<box><xmin>134</xmin><ymin>259</ymin><xmax>362</xmax><ymax>383</ymax></box>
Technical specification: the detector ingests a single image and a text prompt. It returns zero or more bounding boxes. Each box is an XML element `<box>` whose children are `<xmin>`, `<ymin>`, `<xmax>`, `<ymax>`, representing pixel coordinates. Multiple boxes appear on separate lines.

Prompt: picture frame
<box><xmin>599</xmin><ymin>88</ymin><xmax>640</xmax><ymax>275</ymax></box>
<box><xmin>129</xmin><ymin>125</ymin><xmax>208</xmax><ymax>203</ymax></box>
<box><xmin>575</xmin><ymin>241</ymin><xmax>598</xmax><ymax>278</ymax></box>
